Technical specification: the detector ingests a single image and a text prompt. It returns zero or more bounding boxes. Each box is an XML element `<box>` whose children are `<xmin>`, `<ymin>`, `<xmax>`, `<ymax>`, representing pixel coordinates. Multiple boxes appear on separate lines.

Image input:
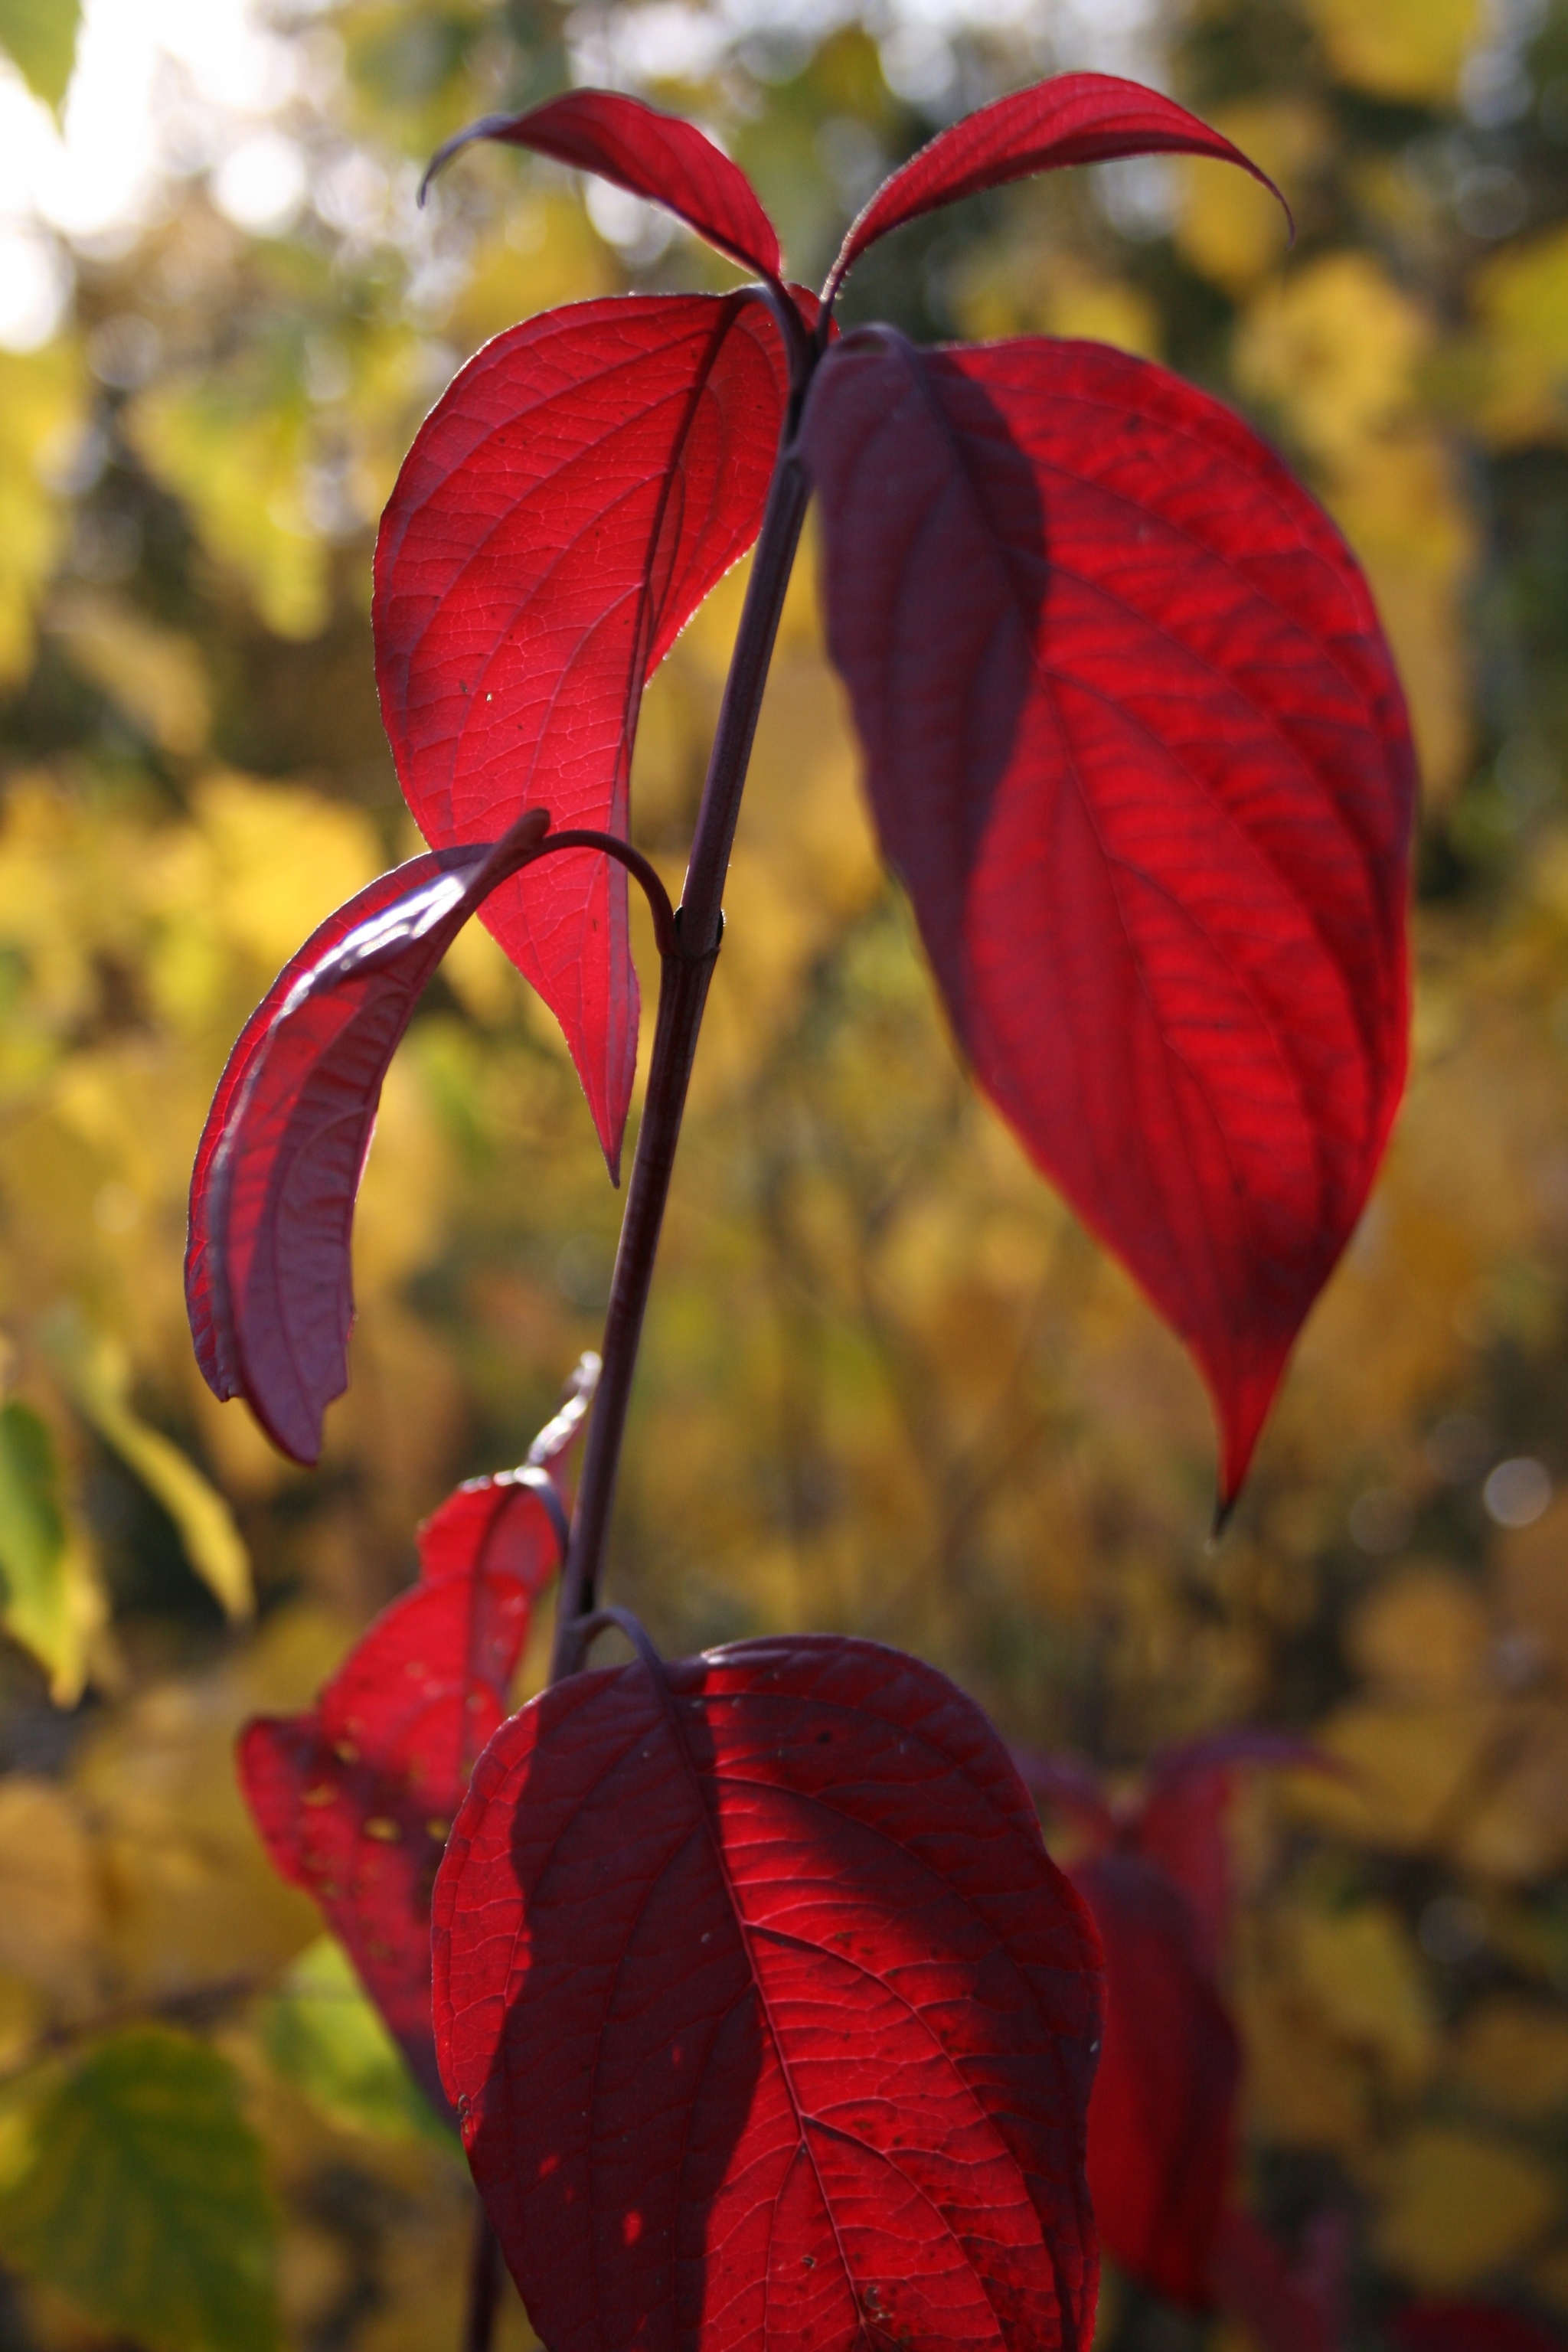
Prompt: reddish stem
<box><xmin>549</xmin><ymin>443</ymin><xmax>812</xmax><ymax>1671</ymax></box>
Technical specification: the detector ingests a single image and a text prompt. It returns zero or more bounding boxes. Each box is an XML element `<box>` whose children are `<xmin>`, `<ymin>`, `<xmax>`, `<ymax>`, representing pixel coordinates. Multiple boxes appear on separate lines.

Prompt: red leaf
<box><xmin>1133</xmin><ymin>1731</ymin><xmax>1330</xmax><ymax>1972</ymax></box>
<box><xmin>802</xmin><ymin>331</ymin><xmax>1413</xmax><ymax>1504</ymax></box>
<box><xmin>240</xmin><ymin>1467</ymin><xmax>561</xmax><ymax>2115</ymax></box>
<box><xmin>1392</xmin><ymin>2303</ymin><xmax>1564</xmax><ymax>2352</ymax></box>
<box><xmin>187</xmin><ymin>815</ymin><xmax>545</xmax><ymax>1465</ymax></box>
<box><xmin>1206</xmin><ymin>2210</ymin><xmax>1336</xmax><ymax>2352</ymax></box>
<box><xmin>374</xmin><ymin>292</ymin><xmax>791</xmax><ymax>1174</ymax></box>
<box><xmin>424</xmin><ymin>90</ymin><xmax>782</xmax><ymax>283</ymax></box>
<box><xmin>1073</xmin><ymin>1853</ymin><xmax>1238</xmax><ymax>2312</ymax></box>
<box><xmin>828</xmin><ymin>74</ymin><xmax>1285</xmax><ymax>298</ymax></box>
<box><xmin>434</xmin><ymin>1632</ymin><xmax>1103</xmax><ymax>2352</ymax></box>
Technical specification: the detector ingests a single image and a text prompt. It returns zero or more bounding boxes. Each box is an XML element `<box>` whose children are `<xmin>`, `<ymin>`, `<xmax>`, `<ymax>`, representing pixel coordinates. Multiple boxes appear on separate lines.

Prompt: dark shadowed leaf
<box><xmin>1207</xmin><ymin>2210</ymin><xmax>1335</xmax><ymax>2352</ymax></box>
<box><xmin>1073</xmin><ymin>1853</ymin><xmax>1238</xmax><ymax>2312</ymax></box>
<box><xmin>187</xmin><ymin>815</ymin><xmax>545</xmax><ymax>1465</ymax></box>
<box><xmin>1391</xmin><ymin>2302</ymin><xmax>1565</xmax><ymax>2352</ymax></box>
<box><xmin>424</xmin><ymin>90</ymin><xmax>782</xmax><ymax>283</ymax></box>
<box><xmin>374</xmin><ymin>292</ymin><xmax>794</xmax><ymax>1173</ymax></box>
<box><xmin>802</xmin><ymin>330</ymin><xmax>1413</xmax><ymax>1504</ymax></box>
<box><xmin>1134</xmin><ymin>1731</ymin><xmax>1330</xmax><ymax>1971</ymax></box>
<box><xmin>239</xmin><ymin>1461</ymin><xmax>560</xmax><ymax>2115</ymax></box>
<box><xmin>434</xmin><ymin>1632</ymin><xmax>1102</xmax><ymax>2352</ymax></box>
<box><xmin>827</xmin><ymin>74</ymin><xmax>1285</xmax><ymax>297</ymax></box>
<box><xmin>0</xmin><ymin>2027</ymin><xmax>277</xmax><ymax>2352</ymax></box>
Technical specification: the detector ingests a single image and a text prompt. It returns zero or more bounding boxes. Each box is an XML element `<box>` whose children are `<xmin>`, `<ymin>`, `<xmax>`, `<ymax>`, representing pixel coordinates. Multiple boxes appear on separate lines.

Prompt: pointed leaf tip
<box><xmin>420</xmin><ymin>89</ymin><xmax>782</xmax><ymax>281</ymax></box>
<box><xmin>802</xmin><ymin>328</ymin><xmax>1412</xmax><ymax>1504</ymax></box>
<box><xmin>827</xmin><ymin>70</ymin><xmax>1289</xmax><ymax>297</ymax></box>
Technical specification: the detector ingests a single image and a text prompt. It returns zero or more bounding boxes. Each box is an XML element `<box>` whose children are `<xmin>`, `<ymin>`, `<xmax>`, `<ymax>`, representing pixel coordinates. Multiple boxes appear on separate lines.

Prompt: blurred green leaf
<box><xmin>261</xmin><ymin>1936</ymin><xmax>454</xmax><ymax>2148</ymax></box>
<box><xmin>0</xmin><ymin>2027</ymin><xmax>278</xmax><ymax>2352</ymax></box>
<box><xmin>0</xmin><ymin>0</ymin><xmax>80</xmax><ymax>113</ymax></box>
<box><xmin>0</xmin><ymin>1398</ymin><xmax>91</xmax><ymax>1702</ymax></box>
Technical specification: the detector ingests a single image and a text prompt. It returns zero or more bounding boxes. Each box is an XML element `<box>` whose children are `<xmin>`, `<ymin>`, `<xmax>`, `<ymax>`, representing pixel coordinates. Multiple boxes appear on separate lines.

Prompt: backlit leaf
<box><xmin>425</xmin><ymin>90</ymin><xmax>783</xmax><ymax>283</ymax></box>
<box><xmin>373</xmin><ymin>292</ymin><xmax>792</xmax><ymax>1173</ymax></box>
<box><xmin>434</xmin><ymin>1632</ymin><xmax>1103</xmax><ymax>2352</ymax></box>
<box><xmin>0</xmin><ymin>2027</ymin><xmax>278</xmax><ymax>2352</ymax></box>
<box><xmin>0</xmin><ymin>0</ymin><xmax>80</xmax><ymax>113</ymax></box>
<box><xmin>1073</xmin><ymin>1852</ymin><xmax>1238</xmax><ymax>2312</ymax></box>
<box><xmin>240</xmin><ymin>1455</ymin><xmax>562</xmax><ymax>2114</ymax></box>
<box><xmin>827</xmin><ymin>73</ymin><xmax>1285</xmax><ymax>298</ymax></box>
<box><xmin>188</xmin><ymin>818</ymin><xmax>546</xmax><ymax>1465</ymax></box>
<box><xmin>802</xmin><ymin>329</ymin><xmax>1414</xmax><ymax>1503</ymax></box>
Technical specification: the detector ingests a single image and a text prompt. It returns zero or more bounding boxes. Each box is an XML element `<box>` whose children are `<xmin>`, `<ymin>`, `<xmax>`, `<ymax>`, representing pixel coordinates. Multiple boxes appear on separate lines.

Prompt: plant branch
<box><xmin>463</xmin><ymin>2206</ymin><xmax>504</xmax><ymax>2352</ymax></box>
<box><xmin>550</xmin><ymin>439</ymin><xmax>813</xmax><ymax>1672</ymax></box>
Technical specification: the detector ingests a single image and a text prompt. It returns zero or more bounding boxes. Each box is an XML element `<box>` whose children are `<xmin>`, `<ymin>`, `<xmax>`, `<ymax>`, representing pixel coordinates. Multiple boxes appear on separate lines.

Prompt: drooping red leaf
<box><xmin>802</xmin><ymin>331</ymin><xmax>1414</xmax><ymax>1504</ymax></box>
<box><xmin>424</xmin><ymin>90</ymin><xmax>782</xmax><ymax>283</ymax></box>
<box><xmin>374</xmin><ymin>292</ymin><xmax>792</xmax><ymax>1174</ymax></box>
<box><xmin>434</xmin><ymin>1632</ymin><xmax>1104</xmax><ymax>2352</ymax></box>
<box><xmin>1132</xmin><ymin>1730</ymin><xmax>1330</xmax><ymax>1972</ymax></box>
<box><xmin>240</xmin><ymin>1464</ymin><xmax>563</xmax><ymax>2115</ymax></box>
<box><xmin>1206</xmin><ymin>2210</ymin><xmax>1335</xmax><ymax>2352</ymax></box>
<box><xmin>188</xmin><ymin>814</ymin><xmax>547</xmax><ymax>1465</ymax></box>
<box><xmin>1392</xmin><ymin>2302</ymin><xmax>1564</xmax><ymax>2352</ymax></box>
<box><xmin>826</xmin><ymin>73</ymin><xmax>1285</xmax><ymax>299</ymax></box>
<box><xmin>1072</xmin><ymin>1852</ymin><xmax>1238</xmax><ymax>2312</ymax></box>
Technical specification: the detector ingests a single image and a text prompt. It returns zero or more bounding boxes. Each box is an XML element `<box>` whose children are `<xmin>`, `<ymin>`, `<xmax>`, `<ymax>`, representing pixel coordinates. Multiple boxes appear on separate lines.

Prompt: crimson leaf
<box><xmin>827</xmin><ymin>72</ymin><xmax>1285</xmax><ymax>298</ymax></box>
<box><xmin>434</xmin><ymin>1632</ymin><xmax>1103</xmax><ymax>2352</ymax></box>
<box><xmin>1072</xmin><ymin>1852</ymin><xmax>1238</xmax><ymax>2313</ymax></box>
<box><xmin>239</xmin><ymin>1463</ymin><xmax>562</xmax><ymax>2116</ymax></box>
<box><xmin>802</xmin><ymin>330</ymin><xmax>1413</xmax><ymax>1504</ymax></box>
<box><xmin>423</xmin><ymin>90</ymin><xmax>782</xmax><ymax>283</ymax></box>
<box><xmin>187</xmin><ymin>812</ymin><xmax>546</xmax><ymax>1466</ymax></box>
<box><xmin>374</xmin><ymin>292</ymin><xmax>793</xmax><ymax>1174</ymax></box>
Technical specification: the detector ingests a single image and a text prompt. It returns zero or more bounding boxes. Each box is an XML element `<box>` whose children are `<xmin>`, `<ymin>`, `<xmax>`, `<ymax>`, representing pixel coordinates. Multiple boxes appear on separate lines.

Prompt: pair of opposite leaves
<box><xmin>189</xmin><ymin>71</ymin><xmax>1414</xmax><ymax>1508</ymax></box>
<box><xmin>243</xmin><ymin>1369</ymin><xmax>1104</xmax><ymax>2352</ymax></box>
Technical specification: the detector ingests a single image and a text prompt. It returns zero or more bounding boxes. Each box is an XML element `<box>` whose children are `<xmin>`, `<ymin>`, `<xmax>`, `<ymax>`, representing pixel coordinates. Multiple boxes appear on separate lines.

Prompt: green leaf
<box><xmin>261</xmin><ymin>1936</ymin><xmax>454</xmax><ymax>2148</ymax></box>
<box><xmin>44</xmin><ymin>1308</ymin><xmax>253</xmax><ymax>1621</ymax></box>
<box><xmin>0</xmin><ymin>1399</ymin><xmax>93</xmax><ymax>1703</ymax></box>
<box><xmin>0</xmin><ymin>2027</ymin><xmax>278</xmax><ymax>2352</ymax></box>
<box><xmin>0</xmin><ymin>0</ymin><xmax>81</xmax><ymax>113</ymax></box>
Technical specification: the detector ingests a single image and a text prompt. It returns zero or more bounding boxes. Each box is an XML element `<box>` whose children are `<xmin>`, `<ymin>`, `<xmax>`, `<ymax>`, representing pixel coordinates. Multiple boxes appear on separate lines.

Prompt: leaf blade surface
<box><xmin>802</xmin><ymin>330</ymin><xmax>1414</xmax><ymax>1500</ymax></box>
<box><xmin>434</xmin><ymin>1632</ymin><xmax>1102</xmax><ymax>2352</ymax></box>
<box><xmin>373</xmin><ymin>292</ymin><xmax>790</xmax><ymax>1170</ymax></box>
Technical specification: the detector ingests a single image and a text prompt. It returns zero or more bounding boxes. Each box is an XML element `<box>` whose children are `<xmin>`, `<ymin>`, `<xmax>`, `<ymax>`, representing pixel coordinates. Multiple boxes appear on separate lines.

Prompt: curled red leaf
<box><xmin>802</xmin><ymin>329</ymin><xmax>1413</xmax><ymax>1505</ymax></box>
<box><xmin>434</xmin><ymin>1632</ymin><xmax>1103</xmax><ymax>2352</ymax></box>
<box><xmin>423</xmin><ymin>89</ymin><xmax>782</xmax><ymax>283</ymax></box>
<box><xmin>240</xmin><ymin>1462</ymin><xmax>563</xmax><ymax>2115</ymax></box>
<box><xmin>374</xmin><ymin>292</ymin><xmax>793</xmax><ymax>1172</ymax></box>
<box><xmin>1073</xmin><ymin>1852</ymin><xmax>1238</xmax><ymax>2313</ymax></box>
<box><xmin>187</xmin><ymin>813</ymin><xmax>546</xmax><ymax>1466</ymax></box>
<box><xmin>827</xmin><ymin>72</ymin><xmax>1286</xmax><ymax>299</ymax></box>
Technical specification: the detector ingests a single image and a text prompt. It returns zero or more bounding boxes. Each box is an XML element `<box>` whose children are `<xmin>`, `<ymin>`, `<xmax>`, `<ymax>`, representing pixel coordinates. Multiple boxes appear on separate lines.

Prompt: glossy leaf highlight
<box><xmin>239</xmin><ymin>1461</ymin><xmax>562</xmax><ymax>2115</ymax></box>
<box><xmin>803</xmin><ymin>329</ymin><xmax>1414</xmax><ymax>1502</ymax></box>
<box><xmin>828</xmin><ymin>73</ymin><xmax>1285</xmax><ymax>297</ymax></box>
<box><xmin>374</xmin><ymin>292</ymin><xmax>792</xmax><ymax>1171</ymax></box>
<box><xmin>424</xmin><ymin>90</ymin><xmax>782</xmax><ymax>283</ymax></box>
<box><xmin>435</xmin><ymin>1632</ymin><xmax>1103</xmax><ymax>2352</ymax></box>
<box><xmin>188</xmin><ymin>816</ymin><xmax>544</xmax><ymax>1465</ymax></box>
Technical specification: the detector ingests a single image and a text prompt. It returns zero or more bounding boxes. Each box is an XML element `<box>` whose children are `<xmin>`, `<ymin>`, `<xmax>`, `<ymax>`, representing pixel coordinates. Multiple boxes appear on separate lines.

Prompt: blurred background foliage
<box><xmin>0</xmin><ymin>0</ymin><xmax>1563</xmax><ymax>2346</ymax></box>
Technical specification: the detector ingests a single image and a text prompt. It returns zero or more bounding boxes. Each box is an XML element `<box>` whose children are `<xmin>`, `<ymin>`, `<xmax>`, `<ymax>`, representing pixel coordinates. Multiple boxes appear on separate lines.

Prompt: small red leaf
<box><xmin>1073</xmin><ymin>1853</ymin><xmax>1238</xmax><ymax>2313</ymax></box>
<box><xmin>1133</xmin><ymin>1730</ymin><xmax>1330</xmax><ymax>1972</ymax></box>
<box><xmin>374</xmin><ymin>293</ymin><xmax>791</xmax><ymax>1172</ymax></box>
<box><xmin>828</xmin><ymin>73</ymin><xmax>1285</xmax><ymax>297</ymax></box>
<box><xmin>424</xmin><ymin>90</ymin><xmax>782</xmax><ymax>283</ymax></box>
<box><xmin>802</xmin><ymin>331</ymin><xmax>1413</xmax><ymax>1503</ymax></box>
<box><xmin>434</xmin><ymin>1633</ymin><xmax>1103</xmax><ymax>2352</ymax></box>
<box><xmin>1207</xmin><ymin>2210</ymin><xmax>1335</xmax><ymax>2352</ymax></box>
<box><xmin>240</xmin><ymin>1467</ymin><xmax>560</xmax><ymax>2115</ymax></box>
<box><xmin>188</xmin><ymin>818</ymin><xmax>546</xmax><ymax>1465</ymax></box>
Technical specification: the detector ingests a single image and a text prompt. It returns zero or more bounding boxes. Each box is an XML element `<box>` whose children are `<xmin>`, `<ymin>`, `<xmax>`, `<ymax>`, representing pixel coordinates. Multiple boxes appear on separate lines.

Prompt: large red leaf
<box><xmin>188</xmin><ymin>814</ymin><xmax>546</xmax><ymax>1465</ymax></box>
<box><xmin>1072</xmin><ymin>1853</ymin><xmax>1238</xmax><ymax>2312</ymax></box>
<box><xmin>827</xmin><ymin>74</ymin><xmax>1284</xmax><ymax>298</ymax></box>
<box><xmin>374</xmin><ymin>292</ymin><xmax>791</xmax><ymax>1174</ymax></box>
<box><xmin>423</xmin><ymin>90</ymin><xmax>782</xmax><ymax>283</ymax></box>
<box><xmin>240</xmin><ymin>1464</ymin><xmax>563</xmax><ymax>2115</ymax></box>
<box><xmin>802</xmin><ymin>331</ymin><xmax>1414</xmax><ymax>1504</ymax></box>
<box><xmin>434</xmin><ymin>1632</ymin><xmax>1103</xmax><ymax>2352</ymax></box>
